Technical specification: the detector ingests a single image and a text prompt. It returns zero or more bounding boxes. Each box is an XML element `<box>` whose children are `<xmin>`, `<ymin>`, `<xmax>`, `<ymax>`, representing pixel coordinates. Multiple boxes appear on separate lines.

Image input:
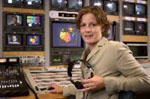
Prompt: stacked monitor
<box><xmin>89</xmin><ymin>0</ymin><xmax>119</xmax><ymax>15</ymax></box>
<box><xmin>3</xmin><ymin>0</ymin><xmax>44</xmax><ymax>9</ymax></box>
<box><xmin>50</xmin><ymin>0</ymin><xmax>84</xmax><ymax>11</ymax></box>
<box><xmin>3</xmin><ymin>12</ymin><xmax>44</xmax><ymax>51</ymax></box>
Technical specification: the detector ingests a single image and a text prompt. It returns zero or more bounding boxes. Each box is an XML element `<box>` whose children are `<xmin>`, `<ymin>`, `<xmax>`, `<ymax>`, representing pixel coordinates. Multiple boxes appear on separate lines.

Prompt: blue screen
<box><xmin>52</xmin><ymin>22</ymin><xmax>82</xmax><ymax>47</ymax></box>
<box><xmin>26</xmin><ymin>35</ymin><xmax>41</xmax><ymax>46</ymax></box>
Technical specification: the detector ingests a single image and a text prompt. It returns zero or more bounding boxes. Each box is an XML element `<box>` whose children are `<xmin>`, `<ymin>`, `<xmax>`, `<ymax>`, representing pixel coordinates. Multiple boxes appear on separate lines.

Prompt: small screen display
<box><xmin>89</xmin><ymin>0</ymin><xmax>103</xmax><ymax>8</ymax></box>
<box><xmin>7</xmin><ymin>34</ymin><xmax>22</xmax><ymax>45</ymax></box>
<box><xmin>68</xmin><ymin>0</ymin><xmax>83</xmax><ymax>10</ymax></box>
<box><xmin>7</xmin><ymin>14</ymin><xmax>23</xmax><ymax>26</ymax></box>
<box><xmin>6</xmin><ymin>0</ymin><xmax>23</xmax><ymax>4</ymax></box>
<box><xmin>26</xmin><ymin>35</ymin><xmax>41</xmax><ymax>46</ymax></box>
<box><xmin>24</xmin><ymin>0</ymin><xmax>42</xmax><ymax>5</ymax></box>
<box><xmin>52</xmin><ymin>22</ymin><xmax>82</xmax><ymax>47</ymax></box>
<box><xmin>124</xmin><ymin>21</ymin><xmax>134</xmax><ymax>31</ymax></box>
<box><xmin>51</xmin><ymin>0</ymin><xmax>67</xmax><ymax>9</ymax></box>
<box><xmin>135</xmin><ymin>22</ymin><xmax>147</xmax><ymax>33</ymax></box>
<box><xmin>104</xmin><ymin>1</ymin><xmax>117</xmax><ymax>13</ymax></box>
<box><xmin>123</xmin><ymin>3</ymin><xmax>135</xmax><ymax>16</ymax></box>
<box><xmin>26</xmin><ymin>15</ymin><xmax>42</xmax><ymax>27</ymax></box>
<box><xmin>135</xmin><ymin>4</ymin><xmax>146</xmax><ymax>16</ymax></box>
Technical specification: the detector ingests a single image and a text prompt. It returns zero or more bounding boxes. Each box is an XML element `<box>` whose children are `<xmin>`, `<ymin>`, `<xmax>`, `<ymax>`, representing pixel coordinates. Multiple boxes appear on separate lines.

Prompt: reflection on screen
<box><xmin>26</xmin><ymin>35</ymin><xmax>40</xmax><ymax>46</ymax></box>
<box><xmin>90</xmin><ymin>0</ymin><xmax>103</xmax><ymax>8</ymax></box>
<box><xmin>7</xmin><ymin>15</ymin><xmax>22</xmax><ymax>26</ymax></box>
<box><xmin>136</xmin><ymin>23</ymin><xmax>146</xmax><ymax>32</ymax></box>
<box><xmin>25</xmin><ymin>0</ymin><xmax>42</xmax><ymax>5</ymax></box>
<box><xmin>7</xmin><ymin>0</ymin><xmax>23</xmax><ymax>4</ymax></box>
<box><xmin>51</xmin><ymin>0</ymin><xmax>66</xmax><ymax>9</ymax></box>
<box><xmin>26</xmin><ymin>15</ymin><xmax>41</xmax><ymax>27</ymax></box>
<box><xmin>123</xmin><ymin>3</ymin><xmax>134</xmax><ymax>16</ymax></box>
<box><xmin>135</xmin><ymin>4</ymin><xmax>146</xmax><ymax>16</ymax></box>
<box><xmin>68</xmin><ymin>0</ymin><xmax>83</xmax><ymax>10</ymax></box>
<box><xmin>105</xmin><ymin>1</ymin><xmax>117</xmax><ymax>13</ymax></box>
<box><xmin>52</xmin><ymin>22</ymin><xmax>81</xmax><ymax>47</ymax></box>
<box><xmin>7</xmin><ymin>34</ymin><xmax>22</xmax><ymax>45</ymax></box>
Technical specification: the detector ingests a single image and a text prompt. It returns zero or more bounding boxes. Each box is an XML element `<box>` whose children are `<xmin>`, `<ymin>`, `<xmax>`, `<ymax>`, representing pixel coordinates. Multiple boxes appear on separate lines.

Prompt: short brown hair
<box><xmin>76</xmin><ymin>6</ymin><xmax>110</xmax><ymax>37</ymax></box>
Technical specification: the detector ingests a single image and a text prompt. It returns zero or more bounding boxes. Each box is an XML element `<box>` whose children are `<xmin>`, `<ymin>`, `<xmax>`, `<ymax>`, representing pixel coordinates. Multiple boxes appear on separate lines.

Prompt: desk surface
<box><xmin>9</xmin><ymin>91</ymin><xmax>66</xmax><ymax>99</ymax></box>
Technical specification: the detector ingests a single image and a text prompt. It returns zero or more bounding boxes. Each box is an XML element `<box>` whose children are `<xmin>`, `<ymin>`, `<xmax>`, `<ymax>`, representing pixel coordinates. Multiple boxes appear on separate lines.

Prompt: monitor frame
<box><xmin>135</xmin><ymin>22</ymin><xmax>147</xmax><ymax>35</ymax></box>
<box><xmin>123</xmin><ymin>21</ymin><xmax>135</xmax><ymax>35</ymax></box>
<box><xmin>135</xmin><ymin>3</ymin><xmax>147</xmax><ymax>18</ymax></box>
<box><xmin>3</xmin><ymin>0</ymin><xmax>24</xmax><ymax>8</ymax></box>
<box><xmin>24</xmin><ymin>0</ymin><xmax>44</xmax><ymax>9</ymax></box>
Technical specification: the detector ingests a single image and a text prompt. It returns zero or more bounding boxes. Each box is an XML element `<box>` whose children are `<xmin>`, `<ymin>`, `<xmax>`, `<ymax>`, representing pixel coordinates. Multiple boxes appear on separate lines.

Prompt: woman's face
<box><xmin>80</xmin><ymin>13</ymin><xmax>102</xmax><ymax>46</ymax></box>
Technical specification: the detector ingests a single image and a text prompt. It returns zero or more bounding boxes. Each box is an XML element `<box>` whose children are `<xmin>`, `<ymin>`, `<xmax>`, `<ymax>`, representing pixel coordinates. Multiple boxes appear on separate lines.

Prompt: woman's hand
<box><xmin>80</xmin><ymin>75</ymin><xmax>105</xmax><ymax>91</ymax></box>
<box><xmin>47</xmin><ymin>84</ymin><xmax>63</xmax><ymax>94</ymax></box>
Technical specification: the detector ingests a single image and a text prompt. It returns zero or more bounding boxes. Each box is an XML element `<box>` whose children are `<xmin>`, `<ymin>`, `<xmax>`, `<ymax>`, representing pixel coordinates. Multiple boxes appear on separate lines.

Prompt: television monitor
<box><xmin>3</xmin><ymin>0</ymin><xmax>24</xmax><ymax>7</ymax></box>
<box><xmin>104</xmin><ymin>0</ymin><xmax>118</xmax><ymax>15</ymax></box>
<box><xmin>67</xmin><ymin>0</ymin><xmax>83</xmax><ymax>11</ymax></box>
<box><xmin>3</xmin><ymin>13</ymin><xmax>24</xmax><ymax>32</ymax></box>
<box><xmin>51</xmin><ymin>0</ymin><xmax>67</xmax><ymax>10</ymax></box>
<box><xmin>51</xmin><ymin>21</ymin><xmax>83</xmax><ymax>48</ymax></box>
<box><xmin>124</xmin><ymin>21</ymin><xmax>135</xmax><ymax>35</ymax></box>
<box><xmin>135</xmin><ymin>4</ymin><xmax>147</xmax><ymax>17</ymax></box>
<box><xmin>89</xmin><ymin>0</ymin><xmax>103</xmax><ymax>8</ymax></box>
<box><xmin>25</xmin><ymin>34</ymin><xmax>43</xmax><ymax>51</ymax></box>
<box><xmin>4</xmin><ymin>33</ymin><xmax>24</xmax><ymax>51</ymax></box>
<box><xmin>127</xmin><ymin>44</ymin><xmax>147</xmax><ymax>58</ymax></box>
<box><xmin>24</xmin><ymin>0</ymin><xmax>44</xmax><ymax>9</ymax></box>
<box><xmin>25</xmin><ymin>14</ymin><xmax>43</xmax><ymax>31</ymax></box>
<box><xmin>123</xmin><ymin>2</ymin><xmax>135</xmax><ymax>16</ymax></box>
<box><xmin>135</xmin><ymin>22</ymin><xmax>147</xmax><ymax>35</ymax></box>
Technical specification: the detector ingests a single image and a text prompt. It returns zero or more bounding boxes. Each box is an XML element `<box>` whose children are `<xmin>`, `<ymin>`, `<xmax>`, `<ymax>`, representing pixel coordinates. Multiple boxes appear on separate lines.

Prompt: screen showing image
<box><xmin>68</xmin><ymin>0</ymin><xmax>83</xmax><ymax>10</ymax></box>
<box><xmin>104</xmin><ymin>1</ymin><xmax>117</xmax><ymax>13</ymax></box>
<box><xmin>124</xmin><ymin>21</ymin><xmax>134</xmax><ymax>31</ymax></box>
<box><xmin>24</xmin><ymin>0</ymin><xmax>42</xmax><ymax>5</ymax></box>
<box><xmin>26</xmin><ymin>35</ymin><xmax>41</xmax><ymax>46</ymax></box>
<box><xmin>135</xmin><ymin>4</ymin><xmax>146</xmax><ymax>16</ymax></box>
<box><xmin>52</xmin><ymin>22</ymin><xmax>82</xmax><ymax>47</ymax></box>
<box><xmin>26</xmin><ymin>15</ymin><xmax>42</xmax><ymax>27</ymax></box>
<box><xmin>89</xmin><ymin>0</ymin><xmax>103</xmax><ymax>8</ymax></box>
<box><xmin>123</xmin><ymin>3</ymin><xmax>135</xmax><ymax>16</ymax></box>
<box><xmin>135</xmin><ymin>22</ymin><xmax>147</xmax><ymax>33</ymax></box>
<box><xmin>6</xmin><ymin>0</ymin><xmax>23</xmax><ymax>4</ymax></box>
<box><xmin>6</xmin><ymin>14</ymin><xmax>23</xmax><ymax>26</ymax></box>
<box><xmin>51</xmin><ymin>0</ymin><xmax>67</xmax><ymax>9</ymax></box>
<box><xmin>7</xmin><ymin>34</ymin><xmax>22</xmax><ymax>45</ymax></box>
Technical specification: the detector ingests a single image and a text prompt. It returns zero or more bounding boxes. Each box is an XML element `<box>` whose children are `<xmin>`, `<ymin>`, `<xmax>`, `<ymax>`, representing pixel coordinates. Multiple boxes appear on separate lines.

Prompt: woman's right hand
<box><xmin>47</xmin><ymin>84</ymin><xmax>63</xmax><ymax>94</ymax></box>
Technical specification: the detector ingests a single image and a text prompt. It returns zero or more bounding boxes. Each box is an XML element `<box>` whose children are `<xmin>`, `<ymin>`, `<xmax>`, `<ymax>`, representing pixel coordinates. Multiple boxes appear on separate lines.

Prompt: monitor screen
<box><xmin>51</xmin><ymin>0</ymin><xmax>67</xmax><ymax>9</ymax></box>
<box><xmin>24</xmin><ymin>0</ymin><xmax>43</xmax><ymax>5</ymax></box>
<box><xmin>89</xmin><ymin>0</ymin><xmax>103</xmax><ymax>8</ymax></box>
<box><xmin>67</xmin><ymin>0</ymin><xmax>83</xmax><ymax>11</ymax></box>
<box><xmin>104</xmin><ymin>1</ymin><xmax>118</xmax><ymax>15</ymax></box>
<box><xmin>7</xmin><ymin>34</ymin><xmax>23</xmax><ymax>45</ymax></box>
<box><xmin>135</xmin><ymin>4</ymin><xmax>147</xmax><ymax>17</ymax></box>
<box><xmin>26</xmin><ymin>34</ymin><xmax>41</xmax><ymax>46</ymax></box>
<box><xmin>4</xmin><ymin>0</ymin><xmax>24</xmax><ymax>5</ymax></box>
<box><xmin>124</xmin><ymin>21</ymin><xmax>134</xmax><ymax>31</ymax></box>
<box><xmin>123</xmin><ymin>3</ymin><xmax>135</xmax><ymax>16</ymax></box>
<box><xmin>128</xmin><ymin>45</ymin><xmax>147</xmax><ymax>57</ymax></box>
<box><xmin>52</xmin><ymin>22</ymin><xmax>82</xmax><ymax>48</ymax></box>
<box><xmin>6</xmin><ymin>14</ymin><xmax>23</xmax><ymax>26</ymax></box>
<box><xmin>135</xmin><ymin>22</ymin><xmax>147</xmax><ymax>35</ymax></box>
<box><xmin>26</xmin><ymin>15</ymin><xmax>42</xmax><ymax>27</ymax></box>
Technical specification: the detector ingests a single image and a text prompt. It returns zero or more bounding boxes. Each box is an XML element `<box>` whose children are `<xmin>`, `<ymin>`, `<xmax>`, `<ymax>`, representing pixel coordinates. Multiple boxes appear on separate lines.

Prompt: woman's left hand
<box><xmin>80</xmin><ymin>75</ymin><xmax>105</xmax><ymax>91</ymax></box>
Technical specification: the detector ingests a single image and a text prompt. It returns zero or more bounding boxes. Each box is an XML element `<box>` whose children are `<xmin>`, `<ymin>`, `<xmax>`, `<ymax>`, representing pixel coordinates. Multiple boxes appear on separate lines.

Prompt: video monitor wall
<box><xmin>3</xmin><ymin>12</ymin><xmax>44</xmax><ymax>51</ymax></box>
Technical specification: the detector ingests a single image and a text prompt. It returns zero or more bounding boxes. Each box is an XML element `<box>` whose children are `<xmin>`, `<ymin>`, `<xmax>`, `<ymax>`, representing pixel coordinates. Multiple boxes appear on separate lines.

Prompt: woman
<box><xmin>48</xmin><ymin>6</ymin><xmax>150</xmax><ymax>99</ymax></box>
